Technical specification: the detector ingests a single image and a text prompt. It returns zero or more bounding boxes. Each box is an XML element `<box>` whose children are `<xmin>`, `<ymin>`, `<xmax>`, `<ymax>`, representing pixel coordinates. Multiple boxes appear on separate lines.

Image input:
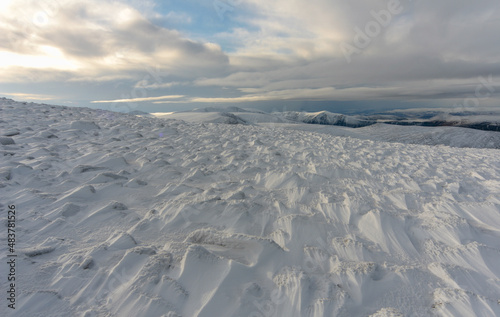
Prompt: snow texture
<box><xmin>1</xmin><ymin>99</ymin><xmax>500</xmax><ymax>317</ymax></box>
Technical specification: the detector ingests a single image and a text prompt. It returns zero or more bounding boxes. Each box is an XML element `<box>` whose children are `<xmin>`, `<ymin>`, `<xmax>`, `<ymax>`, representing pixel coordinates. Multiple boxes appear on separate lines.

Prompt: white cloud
<box><xmin>188</xmin><ymin>0</ymin><xmax>500</xmax><ymax>105</ymax></box>
<box><xmin>0</xmin><ymin>0</ymin><xmax>229</xmax><ymax>83</ymax></box>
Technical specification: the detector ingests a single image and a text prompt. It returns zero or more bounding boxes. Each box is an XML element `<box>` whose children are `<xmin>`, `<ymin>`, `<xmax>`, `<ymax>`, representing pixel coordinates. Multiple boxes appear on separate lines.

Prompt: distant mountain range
<box><xmin>164</xmin><ymin>107</ymin><xmax>500</xmax><ymax>132</ymax></box>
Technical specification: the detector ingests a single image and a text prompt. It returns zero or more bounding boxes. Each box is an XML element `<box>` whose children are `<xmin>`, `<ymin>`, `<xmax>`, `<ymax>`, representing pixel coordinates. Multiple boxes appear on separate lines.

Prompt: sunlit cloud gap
<box><xmin>92</xmin><ymin>95</ymin><xmax>185</xmax><ymax>103</ymax></box>
<box><xmin>0</xmin><ymin>92</ymin><xmax>56</xmax><ymax>100</ymax></box>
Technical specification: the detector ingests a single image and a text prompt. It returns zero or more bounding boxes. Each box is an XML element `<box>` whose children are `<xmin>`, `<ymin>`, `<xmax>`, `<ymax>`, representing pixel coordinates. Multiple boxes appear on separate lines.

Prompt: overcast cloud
<box><xmin>1</xmin><ymin>0</ymin><xmax>499</xmax><ymax>112</ymax></box>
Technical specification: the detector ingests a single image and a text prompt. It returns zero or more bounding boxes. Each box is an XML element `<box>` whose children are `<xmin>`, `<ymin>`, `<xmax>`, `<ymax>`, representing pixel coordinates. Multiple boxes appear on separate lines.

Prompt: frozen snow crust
<box><xmin>1</xmin><ymin>99</ymin><xmax>500</xmax><ymax>316</ymax></box>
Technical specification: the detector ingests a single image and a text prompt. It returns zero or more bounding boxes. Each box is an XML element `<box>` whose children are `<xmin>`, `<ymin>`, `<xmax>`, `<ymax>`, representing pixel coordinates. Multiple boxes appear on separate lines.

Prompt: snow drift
<box><xmin>1</xmin><ymin>99</ymin><xmax>500</xmax><ymax>316</ymax></box>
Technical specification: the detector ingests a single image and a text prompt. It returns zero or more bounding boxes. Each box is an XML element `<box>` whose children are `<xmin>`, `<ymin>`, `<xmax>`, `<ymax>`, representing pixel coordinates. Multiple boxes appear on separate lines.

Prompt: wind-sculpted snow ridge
<box><xmin>1</xmin><ymin>99</ymin><xmax>500</xmax><ymax>317</ymax></box>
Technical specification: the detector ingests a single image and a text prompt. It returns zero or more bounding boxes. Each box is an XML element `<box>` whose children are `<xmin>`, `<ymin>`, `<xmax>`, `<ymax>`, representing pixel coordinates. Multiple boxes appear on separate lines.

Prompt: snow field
<box><xmin>1</xmin><ymin>100</ymin><xmax>500</xmax><ymax>316</ymax></box>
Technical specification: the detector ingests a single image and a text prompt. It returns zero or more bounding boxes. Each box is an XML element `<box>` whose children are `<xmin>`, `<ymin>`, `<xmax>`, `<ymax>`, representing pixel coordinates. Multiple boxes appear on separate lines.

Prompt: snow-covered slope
<box><xmin>153</xmin><ymin>108</ymin><xmax>372</xmax><ymax>127</ymax></box>
<box><xmin>153</xmin><ymin>107</ymin><xmax>287</xmax><ymax>125</ymax></box>
<box><xmin>154</xmin><ymin>111</ymin><xmax>247</xmax><ymax>124</ymax></box>
<box><xmin>267</xmin><ymin>122</ymin><xmax>500</xmax><ymax>149</ymax></box>
<box><xmin>128</xmin><ymin>110</ymin><xmax>155</xmax><ymax>117</ymax></box>
<box><xmin>190</xmin><ymin>106</ymin><xmax>265</xmax><ymax>114</ymax></box>
<box><xmin>2</xmin><ymin>99</ymin><xmax>500</xmax><ymax>317</ymax></box>
<box><xmin>277</xmin><ymin>111</ymin><xmax>375</xmax><ymax>128</ymax></box>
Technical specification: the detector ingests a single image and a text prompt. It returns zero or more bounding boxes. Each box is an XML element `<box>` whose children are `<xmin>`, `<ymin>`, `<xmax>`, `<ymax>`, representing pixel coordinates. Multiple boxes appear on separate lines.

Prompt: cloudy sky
<box><xmin>1</xmin><ymin>0</ymin><xmax>499</xmax><ymax>113</ymax></box>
